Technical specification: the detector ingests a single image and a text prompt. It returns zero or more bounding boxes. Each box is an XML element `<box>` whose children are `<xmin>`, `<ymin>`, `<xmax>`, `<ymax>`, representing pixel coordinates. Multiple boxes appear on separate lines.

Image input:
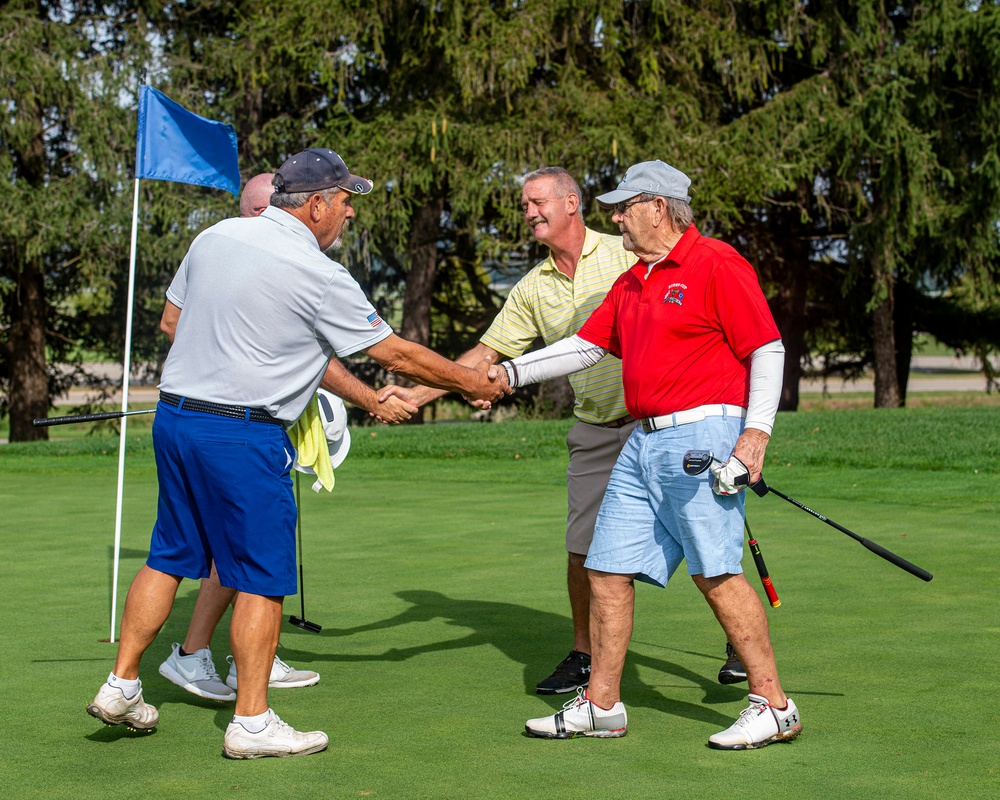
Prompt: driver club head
<box><xmin>288</xmin><ymin>615</ymin><xmax>322</xmax><ymax>633</ymax></box>
<box><xmin>682</xmin><ymin>450</ymin><xmax>717</xmax><ymax>476</ymax></box>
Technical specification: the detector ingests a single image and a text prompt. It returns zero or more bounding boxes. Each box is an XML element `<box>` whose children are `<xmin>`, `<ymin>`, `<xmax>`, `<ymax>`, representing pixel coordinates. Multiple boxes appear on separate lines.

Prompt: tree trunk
<box><xmin>872</xmin><ymin>286</ymin><xmax>901</xmax><ymax>408</ymax></box>
<box><xmin>894</xmin><ymin>281</ymin><xmax>916</xmax><ymax>405</ymax></box>
<box><xmin>398</xmin><ymin>197</ymin><xmax>445</xmax><ymax>423</ymax></box>
<box><xmin>7</xmin><ymin>255</ymin><xmax>50</xmax><ymax>442</ymax></box>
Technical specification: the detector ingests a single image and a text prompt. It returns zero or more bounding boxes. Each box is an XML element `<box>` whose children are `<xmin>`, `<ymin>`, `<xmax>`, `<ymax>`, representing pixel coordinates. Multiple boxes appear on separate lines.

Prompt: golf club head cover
<box><xmin>710</xmin><ymin>456</ymin><xmax>751</xmax><ymax>495</ymax></box>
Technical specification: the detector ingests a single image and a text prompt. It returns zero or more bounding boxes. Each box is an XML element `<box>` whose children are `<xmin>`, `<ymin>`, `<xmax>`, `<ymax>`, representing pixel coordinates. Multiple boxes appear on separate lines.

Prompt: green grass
<box><xmin>1</xmin><ymin>409</ymin><xmax>998</xmax><ymax>799</ymax></box>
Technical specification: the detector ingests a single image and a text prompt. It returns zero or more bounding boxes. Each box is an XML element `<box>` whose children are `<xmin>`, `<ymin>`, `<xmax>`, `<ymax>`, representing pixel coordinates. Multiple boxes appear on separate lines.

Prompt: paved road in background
<box><xmin>55</xmin><ymin>355</ymin><xmax>996</xmax><ymax>406</ymax></box>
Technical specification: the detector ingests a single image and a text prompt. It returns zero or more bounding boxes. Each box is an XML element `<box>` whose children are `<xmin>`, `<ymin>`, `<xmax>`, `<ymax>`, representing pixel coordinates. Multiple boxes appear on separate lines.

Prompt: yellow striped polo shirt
<box><xmin>480</xmin><ymin>228</ymin><xmax>634</xmax><ymax>424</ymax></box>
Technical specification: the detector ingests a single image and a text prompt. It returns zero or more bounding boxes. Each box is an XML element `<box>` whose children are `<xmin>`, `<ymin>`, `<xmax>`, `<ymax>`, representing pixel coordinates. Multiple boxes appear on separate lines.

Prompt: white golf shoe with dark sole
<box><xmin>708</xmin><ymin>694</ymin><xmax>801</xmax><ymax>750</ymax></box>
<box><xmin>525</xmin><ymin>689</ymin><xmax>627</xmax><ymax>739</ymax></box>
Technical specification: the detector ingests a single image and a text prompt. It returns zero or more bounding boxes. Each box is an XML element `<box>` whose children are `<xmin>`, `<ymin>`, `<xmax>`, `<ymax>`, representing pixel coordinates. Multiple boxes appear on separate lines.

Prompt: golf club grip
<box><xmin>859</xmin><ymin>538</ymin><xmax>933</xmax><ymax>582</ymax></box>
<box><xmin>33</xmin><ymin>411</ymin><xmax>124</xmax><ymax>426</ymax></box>
<box><xmin>32</xmin><ymin>409</ymin><xmax>155</xmax><ymax>427</ymax></box>
<box><xmin>748</xmin><ymin>539</ymin><xmax>781</xmax><ymax>607</ymax></box>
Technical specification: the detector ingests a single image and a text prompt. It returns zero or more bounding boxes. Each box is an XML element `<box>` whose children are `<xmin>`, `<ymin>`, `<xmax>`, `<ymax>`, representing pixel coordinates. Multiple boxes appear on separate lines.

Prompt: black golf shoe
<box><xmin>535</xmin><ymin>650</ymin><xmax>591</xmax><ymax>695</ymax></box>
<box><xmin>717</xmin><ymin>642</ymin><xmax>748</xmax><ymax>684</ymax></box>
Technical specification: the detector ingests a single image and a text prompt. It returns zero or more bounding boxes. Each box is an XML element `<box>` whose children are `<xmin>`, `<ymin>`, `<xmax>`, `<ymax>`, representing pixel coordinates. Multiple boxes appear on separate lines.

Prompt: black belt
<box><xmin>590</xmin><ymin>414</ymin><xmax>635</xmax><ymax>429</ymax></box>
<box><xmin>159</xmin><ymin>392</ymin><xmax>282</xmax><ymax>426</ymax></box>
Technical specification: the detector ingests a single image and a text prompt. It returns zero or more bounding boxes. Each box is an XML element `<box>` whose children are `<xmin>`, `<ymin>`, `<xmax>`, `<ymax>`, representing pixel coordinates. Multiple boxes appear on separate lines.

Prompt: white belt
<box><xmin>639</xmin><ymin>404</ymin><xmax>747</xmax><ymax>433</ymax></box>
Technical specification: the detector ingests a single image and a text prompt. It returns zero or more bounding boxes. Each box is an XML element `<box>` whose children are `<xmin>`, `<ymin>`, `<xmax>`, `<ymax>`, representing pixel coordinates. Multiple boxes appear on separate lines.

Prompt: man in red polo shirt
<box><xmin>493</xmin><ymin>160</ymin><xmax>800</xmax><ymax>750</ymax></box>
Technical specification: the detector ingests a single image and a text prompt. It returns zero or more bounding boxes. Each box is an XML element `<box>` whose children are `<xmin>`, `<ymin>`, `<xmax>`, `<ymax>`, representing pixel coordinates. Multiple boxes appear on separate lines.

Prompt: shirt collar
<box><xmin>259</xmin><ymin>206</ymin><xmax>321</xmax><ymax>250</ymax></box>
<box><xmin>540</xmin><ymin>227</ymin><xmax>603</xmax><ymax>275</ymax></box>
<box><xmin>634</xmin><ymin>225</ymin><xmax>700</xmax><ymax>275</ymax></box>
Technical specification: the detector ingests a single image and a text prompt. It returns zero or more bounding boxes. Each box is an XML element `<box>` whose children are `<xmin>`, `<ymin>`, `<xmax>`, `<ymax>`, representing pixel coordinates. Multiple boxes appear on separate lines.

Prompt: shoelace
<box><xmin>197</xmin><ymin>652</ymin><xmax>222</xmax><ymax>680</ymax></box>
<box><xmin>561</xmin><ymin>688</ymin><xmax>589</xmax><ymax>712</ymax></box>
<box><xmin>733</xmin><ymin>700</ymin><xmax>769</xmax><ymax>729</ymax></box>
<box><xmin>272</xmin><ymin>656</ymin><xmax>292</xmax><ymax>676</ymax></box>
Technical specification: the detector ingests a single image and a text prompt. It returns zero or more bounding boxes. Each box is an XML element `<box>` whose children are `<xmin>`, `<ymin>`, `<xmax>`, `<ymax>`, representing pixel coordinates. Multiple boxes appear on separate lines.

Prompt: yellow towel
<box><xmin>287</xmin><ymin>398</ymin><xmax>335</xmax><ymax>492</ymax></box>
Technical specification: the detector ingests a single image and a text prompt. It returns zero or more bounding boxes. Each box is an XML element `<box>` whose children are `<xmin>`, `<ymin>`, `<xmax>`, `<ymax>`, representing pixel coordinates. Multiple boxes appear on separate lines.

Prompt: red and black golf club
<box><xmin>682</xmin><ymin>450</ymin><xmax>933</xmax><ymax>582</ymax></box>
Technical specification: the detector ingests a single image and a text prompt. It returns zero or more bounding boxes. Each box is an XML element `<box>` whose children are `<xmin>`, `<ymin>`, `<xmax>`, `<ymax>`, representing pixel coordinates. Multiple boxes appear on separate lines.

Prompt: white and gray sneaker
<box><xmin>87</xmin><ymin>681</ymin><xmax>159</xmax><ymax>730</ymax></box>
<box><xmin>525</xmin><ymin>688</ymin><xmax>628</xmax><ymax>739</ymax></box>
<box><xmin>225</xmin><ymin>655</ymin><xmax>320</xmax><ymax>691</ymax></box>
<box><xmin>708</xmin><ymin>694</ymin><xmax>802</xmax><ymax>750</ymax></box>
<box><xmin>222</xmin><ymin>709</ymin><xmax>328</xmax><ymax>759</ymax></box>
<box><xmin>159</xmin><ymin>642</ymin><xmax>235</xmax><ymax>702</ymax></box>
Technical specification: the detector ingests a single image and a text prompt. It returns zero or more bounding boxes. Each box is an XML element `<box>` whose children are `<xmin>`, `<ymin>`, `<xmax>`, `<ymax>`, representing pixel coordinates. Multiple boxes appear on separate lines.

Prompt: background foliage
<box><xmin>2</xmin><ymin>1</ymin><xmax>999</xmax><ymax>440</ymax></box>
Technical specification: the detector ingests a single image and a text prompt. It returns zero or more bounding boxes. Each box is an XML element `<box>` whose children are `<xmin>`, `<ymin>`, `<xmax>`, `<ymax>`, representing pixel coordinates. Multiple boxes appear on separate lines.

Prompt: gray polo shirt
<box><xmin>160</xmin><ymin>206</ymin><xmax>392</xmax><ymax>423</ymax></box>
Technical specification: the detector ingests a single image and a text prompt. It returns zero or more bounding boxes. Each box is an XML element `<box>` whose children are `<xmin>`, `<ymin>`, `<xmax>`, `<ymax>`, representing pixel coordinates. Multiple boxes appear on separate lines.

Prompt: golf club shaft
<box><xmin>32</xmin><ymin>408</ymin><xmax>156</xmax><ymax>427</ymax></box>
<box><xmin>763</xmin><ymin>483</ymin><xmax>933</xmax><ymax>582</ymax></box>
<box><xmin>745</xmin><ymin>520</ymin><xmax>780</xmax><ymax>607</ymax></box>
<box><xmin>295</xmin><ymin>471</ymin><xmax>306</xmax><ymax>621</ymax></box>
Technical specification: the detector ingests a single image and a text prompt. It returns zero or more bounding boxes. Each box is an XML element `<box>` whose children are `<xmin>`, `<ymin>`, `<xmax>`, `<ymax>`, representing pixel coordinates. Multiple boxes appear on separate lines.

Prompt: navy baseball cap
<box><xmin>596</xmin><ymin>160</ymin><xmax>691</xmax><ymax>206</ymax></box>
<box><xmin>273</xmin><ymin>148</ymin><xmax>374</xmax><ymax>195</ymax></box>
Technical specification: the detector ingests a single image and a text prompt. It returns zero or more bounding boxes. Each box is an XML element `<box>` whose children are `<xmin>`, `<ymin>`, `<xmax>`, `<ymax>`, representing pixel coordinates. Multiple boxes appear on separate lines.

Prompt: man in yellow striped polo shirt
<box><xmin>388</xmin><ymin>167</ymin><xmax>743</xmax><ymax>691</ymax></box>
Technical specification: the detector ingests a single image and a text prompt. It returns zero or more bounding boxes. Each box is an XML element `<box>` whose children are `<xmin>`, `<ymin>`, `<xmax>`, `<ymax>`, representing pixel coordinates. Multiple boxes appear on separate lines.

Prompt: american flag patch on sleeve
<box><xmin>367</xmin><ymin>312</ymin><xmax>383</xmax><ymax>328</ymax></box>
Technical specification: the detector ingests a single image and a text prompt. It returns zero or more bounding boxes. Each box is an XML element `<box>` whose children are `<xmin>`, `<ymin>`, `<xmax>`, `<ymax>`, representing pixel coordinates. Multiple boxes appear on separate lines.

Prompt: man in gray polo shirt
<box><xmin>86</xmin><ymin>148</ymin><xmax>507</xmax><ymax>759</ymax></box>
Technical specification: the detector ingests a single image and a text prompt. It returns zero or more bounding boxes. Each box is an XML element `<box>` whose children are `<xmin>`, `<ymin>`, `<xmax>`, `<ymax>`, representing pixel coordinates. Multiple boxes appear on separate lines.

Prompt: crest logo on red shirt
<box><xmin>664</xmin><ymin>283</ymin><xmax>686</xmax><ymax>306</ymax></box>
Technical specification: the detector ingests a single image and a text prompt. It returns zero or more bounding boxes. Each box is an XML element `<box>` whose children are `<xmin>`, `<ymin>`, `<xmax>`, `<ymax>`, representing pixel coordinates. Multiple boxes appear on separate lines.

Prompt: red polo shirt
<box><xmin>577</xmin><ymin>225</ymin><xmax>780</xmax><ymax>419</ymax></box>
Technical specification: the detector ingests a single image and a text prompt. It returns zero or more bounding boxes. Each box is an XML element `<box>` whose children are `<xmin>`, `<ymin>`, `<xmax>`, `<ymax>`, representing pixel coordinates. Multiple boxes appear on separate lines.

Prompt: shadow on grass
<box><xmin>277</xmin><ymin>589</ymin><xmax>746</xmax><ymax>728</ymax></box>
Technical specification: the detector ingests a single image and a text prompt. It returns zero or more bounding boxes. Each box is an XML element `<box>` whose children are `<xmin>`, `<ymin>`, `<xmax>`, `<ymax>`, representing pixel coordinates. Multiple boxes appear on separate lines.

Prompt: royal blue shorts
<box><xmin>586</xmin><ymin>414</ymin><xmax>746</xmax><ymax>587</ymax></box>
<box><xmin>146</xmin><ymin>401</ymin><xmax>297</xmax><ymax>597</ymax></box>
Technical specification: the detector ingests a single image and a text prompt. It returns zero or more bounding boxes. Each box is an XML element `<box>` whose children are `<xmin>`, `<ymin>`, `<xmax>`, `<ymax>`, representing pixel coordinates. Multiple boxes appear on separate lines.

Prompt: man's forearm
<box><xmin>501</xmin><ymin>335</ymin><xmax>607</xmax><ymax>388</ymax></box>
<box><xmin>320</xmin><ymin>358</ymin><xmax>379</xmax><ymax>413</ymax></box>
<box><xmin>364</xmin><ymin>334</ymin><xmax>498</xmax><ymax>400</ymax></box>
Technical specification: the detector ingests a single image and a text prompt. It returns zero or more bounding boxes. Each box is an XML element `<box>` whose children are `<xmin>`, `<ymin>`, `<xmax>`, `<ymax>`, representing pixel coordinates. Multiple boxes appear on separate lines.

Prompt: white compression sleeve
<box><xmin>745</xmin><ymin>339</ymin><xmax>785</xmax><ymax>435</ymax></box>
<box><xmin>502</xmin><ymin>335</ymin><xmax>608</xmax><ymax>388</ymax></box>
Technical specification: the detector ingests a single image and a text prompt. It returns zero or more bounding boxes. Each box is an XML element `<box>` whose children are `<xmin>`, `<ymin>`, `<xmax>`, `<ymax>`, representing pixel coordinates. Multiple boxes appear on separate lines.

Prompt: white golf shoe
<box><xmin>159</xmin><ymin>643</ymin><xmax>235</xmax><ymax>702</ymax></box>
<box><xmin>87</xmin><ymin>681</ymin><xmax>159</xmax><ymax>731</ymax></box>
<box><xmin>708</xmin><ymin>694</ymin><xmax>802</xmax><ymax>750</ymax></box>
<box><xmin>225</xmin><ymin>655</ymin><xmax>320</xmax><ymax>690</ymax></box>
<box><xmin>525</xmin><ymin>688</ymin><xmax>628</xmax><ymax>739</ymax></box>
<box><xmin>222</xmin><ymin>709</ymin><xmax>328</xmax><ymax>759</ymax></box>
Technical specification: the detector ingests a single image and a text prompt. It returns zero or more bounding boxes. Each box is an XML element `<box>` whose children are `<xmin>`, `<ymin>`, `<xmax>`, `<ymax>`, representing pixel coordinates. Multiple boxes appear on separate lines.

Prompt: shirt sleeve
<box><xmin>577</xmin><ymin>279</ymin><xmax>622</xmax><ymax>357</ymax></box>
<box><xmin>314</xmin><ymin>264</ymin><xmax>395</xmax><ymax>358</ymax></box>
<box><xmin>165</xmin><ymin>253</ymin><xmax>190</xmax><ymax>309</ymax></box>
<box><xmin>708</xmin><ymin>254</ymin><xmax>780</xmax><ymax>360</ymax></box>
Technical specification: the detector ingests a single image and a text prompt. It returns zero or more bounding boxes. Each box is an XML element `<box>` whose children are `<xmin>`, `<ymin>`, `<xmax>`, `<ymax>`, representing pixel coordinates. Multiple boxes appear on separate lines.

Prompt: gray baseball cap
<box><xmin>596</xmin><ymin>160</ymin><xmax>691</xmax><ymax>206</ymax></box>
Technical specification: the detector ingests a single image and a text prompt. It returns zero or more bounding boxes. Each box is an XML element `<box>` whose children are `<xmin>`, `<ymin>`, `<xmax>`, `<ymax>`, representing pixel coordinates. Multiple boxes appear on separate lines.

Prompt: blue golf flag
<box><xmin>136</xmin><ymin>85</ymin><xmax>240</xmax><ymax>196</ymax></box>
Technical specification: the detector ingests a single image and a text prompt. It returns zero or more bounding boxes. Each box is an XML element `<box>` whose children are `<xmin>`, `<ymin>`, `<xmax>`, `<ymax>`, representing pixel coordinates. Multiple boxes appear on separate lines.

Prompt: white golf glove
<box><xmin>710</xmin><ymin>456</ymin><xmax>751</xmax><ymax>496</ymax></box>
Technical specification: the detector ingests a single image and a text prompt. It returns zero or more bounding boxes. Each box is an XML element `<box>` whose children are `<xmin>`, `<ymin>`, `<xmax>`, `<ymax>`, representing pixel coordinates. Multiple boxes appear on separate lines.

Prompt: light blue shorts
<box><xmin>585</xmin><ymin>415</ymin><xmax>746</xmax><ymax>587</ymax></box>
<box><xmin>146</xmin><ymin>401</ymin><xmax>298</xmax><ymax>597</ymax></box>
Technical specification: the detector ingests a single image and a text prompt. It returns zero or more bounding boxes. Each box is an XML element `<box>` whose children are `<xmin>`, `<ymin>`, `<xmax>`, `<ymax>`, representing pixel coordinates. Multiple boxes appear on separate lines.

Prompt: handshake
<box><xmin>372</xmin><ymin>354</ymin><xmax>516</xmax><ymax>422</ymax></box>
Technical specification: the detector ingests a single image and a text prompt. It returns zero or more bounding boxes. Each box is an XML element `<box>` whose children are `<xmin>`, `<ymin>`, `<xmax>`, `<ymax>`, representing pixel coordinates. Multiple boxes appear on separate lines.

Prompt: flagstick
<box><xmin>109</xmin><ymin>176</ymin><xmax>142</xmax><ymax>644</ymax></box>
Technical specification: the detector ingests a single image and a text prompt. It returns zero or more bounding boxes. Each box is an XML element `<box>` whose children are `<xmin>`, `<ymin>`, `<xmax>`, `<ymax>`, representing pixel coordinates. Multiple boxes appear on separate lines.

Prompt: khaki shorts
<box><xmin>565</xmin><ymin>418</ymin><xmax>636</xmax><ymax>554</ymax></box>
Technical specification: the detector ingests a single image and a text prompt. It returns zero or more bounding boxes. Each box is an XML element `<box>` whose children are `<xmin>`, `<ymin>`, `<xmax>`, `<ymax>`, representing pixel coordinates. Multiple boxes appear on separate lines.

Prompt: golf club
<box><xmin>682</xmin><ymin>449</ymin><xmax>933</xmax><ymax>582</ymax></box>
<box><xmin>32</xmin><ymin>409</ymin><xmax>156</xmax><ymax>427</ymax></box>
<box><xmin>683</xmin><ymin>450</ymin><xmax>934</xmax><ymax>581</ymax></box>
<box><xmin>288</xmin><ymin>471</ymin><xmax>323</xmax><ymax>633</ymax></box>
<box><xmin>749</xmin><ymin>476</ymin><xmax>933</xmax><ymax>582</ymax></box>
<box><xmin>745</xmin><ymin>518</ymin><xmax>780</xmax><ymax>607</ymax></box>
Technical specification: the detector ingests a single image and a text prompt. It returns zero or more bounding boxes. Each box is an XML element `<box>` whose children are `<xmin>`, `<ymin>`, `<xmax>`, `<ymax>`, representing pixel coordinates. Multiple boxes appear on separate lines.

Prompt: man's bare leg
<box><xmin>586</xmin><ymin>570</ymin><xmax>635</xmax><ymax>709</ymax></box>
<box><xmin>692</xmin><ymin>572</ymin><xmax>786</xmax><ymax>706</ymax></box>
<box><xmin>567</xmin><ymin>553</ymin><xmax>591</xmax><ymax>653</ymax></box>
<box><xmin>113</xmin><ymin>565</ymin><xmax>183</xmax><ymax>679</ymax></box>
<box><xmin>183</xmin><ymin>563</ymin><xmax>237</xmax><ymax>653</ymax></box>
<box><xmin>229</xmin><ymin>592</ymin><xmax>282</xmax><ymax>717</ymax></box>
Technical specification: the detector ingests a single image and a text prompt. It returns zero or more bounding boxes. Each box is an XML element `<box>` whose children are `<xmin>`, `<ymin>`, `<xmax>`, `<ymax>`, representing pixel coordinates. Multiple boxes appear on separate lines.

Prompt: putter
<box><xmin>289</xmin><ymin>471</ymin><xmax>323</xmax><ymax>632</ymax></box>
<box><xmin>33</xmin><ymin>409</ymin><xmax>156</xmax><ymax>427</ymax></box>
<box><xmin>681</xmin><ymin>450</ymin><xmax>933</xmax><ymax>582</ymax></box>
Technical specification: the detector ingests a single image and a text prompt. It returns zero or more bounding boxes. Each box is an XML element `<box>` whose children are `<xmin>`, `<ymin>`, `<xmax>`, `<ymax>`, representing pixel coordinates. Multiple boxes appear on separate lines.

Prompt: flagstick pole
<box><xmin>110</xmin><ymin>176</ymin><xmax>142</xmax><ymax>644</ymax></box>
